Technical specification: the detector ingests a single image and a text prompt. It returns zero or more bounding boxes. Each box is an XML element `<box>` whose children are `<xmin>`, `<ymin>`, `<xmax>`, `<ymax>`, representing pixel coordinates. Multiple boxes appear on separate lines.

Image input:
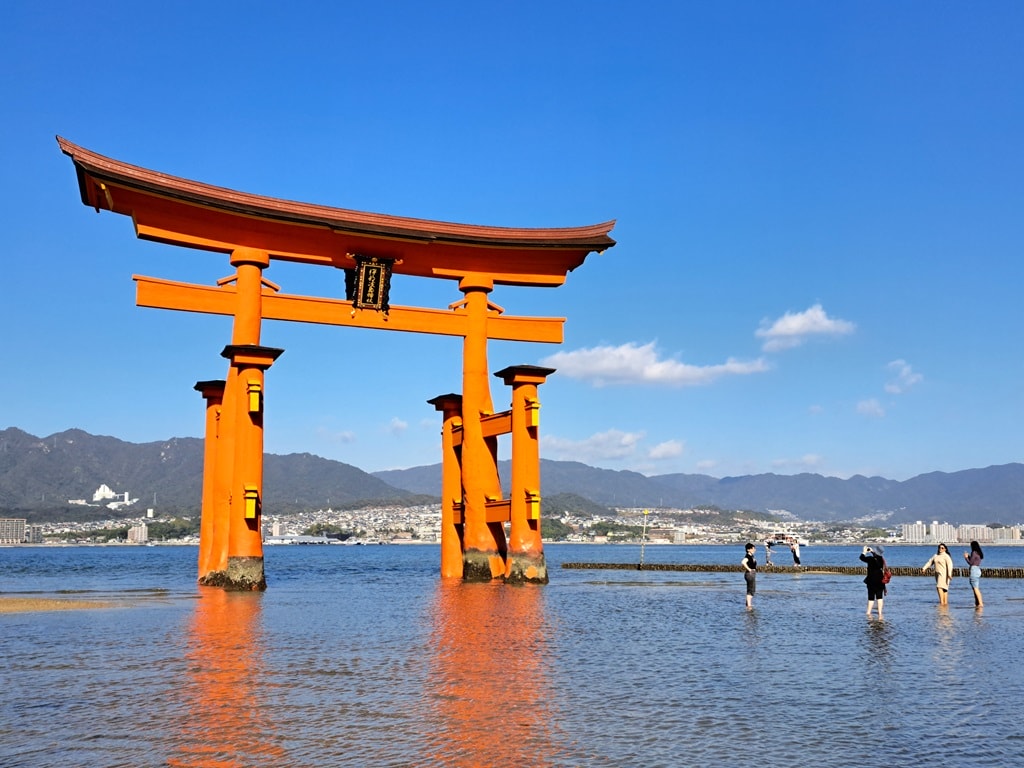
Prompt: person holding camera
<box><xmin>860</xmin><ymin>545</ymin><xmax>886</xmax><ymax>618</ymax></box>
<box><xmin>922</xmin><ymin>543</ymin><xmax>954</xmax><ymax>606</ymax></box>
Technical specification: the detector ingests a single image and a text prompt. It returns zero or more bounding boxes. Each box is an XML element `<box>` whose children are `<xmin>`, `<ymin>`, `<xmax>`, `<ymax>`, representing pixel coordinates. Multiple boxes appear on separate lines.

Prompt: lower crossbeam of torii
<box><xmin>59</xmin><ymin>136</ymin><xmax>615</xmax><ymax>590</ymax></box>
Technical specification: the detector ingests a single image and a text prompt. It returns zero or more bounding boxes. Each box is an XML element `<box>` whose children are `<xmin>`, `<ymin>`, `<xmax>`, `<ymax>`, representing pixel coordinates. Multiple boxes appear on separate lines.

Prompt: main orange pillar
<box><xmin>198</xmin><ymin>247</ymin><xmax>283</xmax><ymax>590</ymax></box>
<box><xmin>458</xmin><ymin>275</ymin><xmax>507</xmax><ymax>581</ymax></box>
<box><xmin>428</xmin><ymin>394</ymin><xmax>465</xmax><ymax>579</ymax></box>
<box><xmin>194</xmin><ymin>379</ymin><xmax>225</xmax><ymax>580</ymax></box>
<box><xmin>497</xmin><ymin>365</ymin><xmax>554</xmax><ymax>584</ymax></box>
<box><xmin>221</xmin><ymin>344</ymin><xmax>282</xmax><ymax>590</ymax></box>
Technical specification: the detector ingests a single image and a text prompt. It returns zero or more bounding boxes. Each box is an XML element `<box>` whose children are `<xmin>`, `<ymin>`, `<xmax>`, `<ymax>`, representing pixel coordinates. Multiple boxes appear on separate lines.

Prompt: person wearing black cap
<box><xmin>860</xmin><ymin>545</ymin><xmax>886</xmax><ymax>618</ymax></box>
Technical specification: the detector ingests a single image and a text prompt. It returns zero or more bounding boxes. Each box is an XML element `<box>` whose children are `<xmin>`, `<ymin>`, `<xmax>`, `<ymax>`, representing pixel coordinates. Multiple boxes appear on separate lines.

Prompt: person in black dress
<box><xmin>742</xmin><ymin>542</ymin><xmax>757</xmax><ymax>609</ymax></box>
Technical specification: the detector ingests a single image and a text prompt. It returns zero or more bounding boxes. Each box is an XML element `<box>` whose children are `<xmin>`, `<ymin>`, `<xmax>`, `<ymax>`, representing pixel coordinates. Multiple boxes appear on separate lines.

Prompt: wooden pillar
<box><xmin>458</xmin><ymin>275</ymin><xmax>507</xmax><ymax>581</ymax></box>
<box><xmin>496</xmin><ymin>365</ymin><xmax>554</xmax><ymax>584</ymax></box>
<box><xmin>230</xmin><ymin>247</ymin><xmax>268</xmax><ymax>347</ymax></box>
<box><xmin>194</xmin><ymin>379</ymin><xmax>225</xmax><ymax>581</ymax></box>
<box><xmin>428</xmin><ymin>394</ymin><xmax>464</xmax><ymax>579</ymax></box>
<box><xmin>218</xmin><ymin>345</ymin><xmax>282</xmax><ymax>590</ymax></box>
<box><xmin>205</xmin><ymin>368</ymin><xmax>237</xmax><ymax>579</ymax></box>
<box><xmin>199</xmin><ymin>247</ymin><xmax>284</xmax><ymax>590</ymax></box>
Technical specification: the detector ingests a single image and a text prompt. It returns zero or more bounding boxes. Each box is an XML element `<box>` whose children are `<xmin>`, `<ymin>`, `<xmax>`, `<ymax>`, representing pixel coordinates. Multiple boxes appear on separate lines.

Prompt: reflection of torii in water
<box><xmin>58</xmin><ymin>136</ymin><xmax>616</xmax><ymax>590</ymax></box>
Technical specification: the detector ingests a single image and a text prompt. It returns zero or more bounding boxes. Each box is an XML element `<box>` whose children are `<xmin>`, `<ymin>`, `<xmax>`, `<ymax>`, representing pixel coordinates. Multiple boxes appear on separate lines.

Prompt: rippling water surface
<box><xmin>2</xmin><ymin>544</ymin><xmax>1023</xmax><ymax>767</ymax></box>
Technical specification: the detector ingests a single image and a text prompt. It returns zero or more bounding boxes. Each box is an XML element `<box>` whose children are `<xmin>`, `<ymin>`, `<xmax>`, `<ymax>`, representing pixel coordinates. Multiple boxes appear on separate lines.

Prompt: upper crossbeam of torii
<box><xmin>58</xmin><ymin>137</ymin><xmax>614</xmax><ymax>282</ymax></box>
<box><xmin>58</xmin><ymin>136</ymin><xmax>615</xmax><ymax>589</ymax></box>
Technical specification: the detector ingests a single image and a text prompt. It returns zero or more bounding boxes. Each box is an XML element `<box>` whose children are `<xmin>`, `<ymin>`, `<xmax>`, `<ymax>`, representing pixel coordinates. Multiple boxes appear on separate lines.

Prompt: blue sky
<box><xmin>3</xmin><ymin>1</ymin><xmax>1023</xmax><ymax>481</ymax></box>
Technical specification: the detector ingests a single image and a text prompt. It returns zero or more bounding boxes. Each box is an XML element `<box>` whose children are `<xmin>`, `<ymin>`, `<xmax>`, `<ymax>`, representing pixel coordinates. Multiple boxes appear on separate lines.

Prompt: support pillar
<box><xmin>198</xmin><ymin>247</ymin><xmax>283</xmax><ymax>590</ymax></box>
<box><xmin>194</xmin><ymin>379</ymin><xmax>225</xmax><ymax>581</ymax></box>
<box><xmin>458</xmin><ymin>275</ymin><xmax>507</xmax><ymax>581</ymax></box>
<box><xmin>428</xmin><ymin>394</ymin><xmax>464</xmax><ymax>579</ymax></box>
<box><xmin>496</xmin><ymin>365</ymin><xmax>554</xmax><ymax>584</ymax></box>
<box><xmin>206</xmin><ymin>371</ymin><xmax>237</xmax><ymax>579</ymax></box>
<box><xmin>206</xmin><ymin>344</ymin><xmax>282</xmax><ymax>590</ymax></box>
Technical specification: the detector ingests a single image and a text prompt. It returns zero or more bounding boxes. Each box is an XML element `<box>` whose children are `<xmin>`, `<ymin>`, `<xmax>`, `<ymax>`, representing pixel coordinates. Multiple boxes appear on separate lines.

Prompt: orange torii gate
<box><xmin>58</xmin><ymin>137</ymin><xmax>615</xmax><ymax>590</ymax></box>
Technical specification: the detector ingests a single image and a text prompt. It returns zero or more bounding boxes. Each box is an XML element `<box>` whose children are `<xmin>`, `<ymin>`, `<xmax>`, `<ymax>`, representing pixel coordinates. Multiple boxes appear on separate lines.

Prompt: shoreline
<box><xmin>5</xmin><ymin>540</ymin><xmax>1024</xmax><ymax>548</ymax></box>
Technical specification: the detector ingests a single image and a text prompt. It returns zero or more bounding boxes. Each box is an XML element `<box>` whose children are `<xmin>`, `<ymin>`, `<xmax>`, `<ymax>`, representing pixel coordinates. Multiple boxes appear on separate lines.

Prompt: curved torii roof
<box><xmin>58</xmin><ymin>137</ymin><xmax>615</xmax><ymax>286</ymax></box>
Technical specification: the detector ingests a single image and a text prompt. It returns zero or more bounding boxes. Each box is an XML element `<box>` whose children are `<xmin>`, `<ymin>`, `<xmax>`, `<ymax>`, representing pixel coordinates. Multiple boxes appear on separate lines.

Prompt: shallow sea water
<box><xmin>1</xmin><ymin>543</ymin><xmax>1023</xmax><ymax>767</ymax></box>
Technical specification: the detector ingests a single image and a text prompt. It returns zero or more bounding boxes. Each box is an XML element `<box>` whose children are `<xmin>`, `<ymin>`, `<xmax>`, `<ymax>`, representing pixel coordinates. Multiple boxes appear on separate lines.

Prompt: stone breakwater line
<box><xmin>561</xmin><ymin>563</ymin><xmax>1024</xmax><ymax>578</ymax></box>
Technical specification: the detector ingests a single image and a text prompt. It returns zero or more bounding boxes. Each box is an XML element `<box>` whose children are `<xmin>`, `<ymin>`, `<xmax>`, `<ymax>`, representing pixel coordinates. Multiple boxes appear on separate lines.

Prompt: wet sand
<box><xmin>0</xmin><ymin>597</ymin><xmax>115</xmax><ymax>613</ymax></box>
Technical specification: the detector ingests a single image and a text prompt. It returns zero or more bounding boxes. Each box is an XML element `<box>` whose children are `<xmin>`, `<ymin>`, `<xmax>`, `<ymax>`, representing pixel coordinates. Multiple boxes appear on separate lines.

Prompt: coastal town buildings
<box><xmin>5</xmin><ymin>510</ymin><xmax>1024</xmax><ymax>547</ymax></box>
<box><xmin>900</xmin><ymin>521</ymin><xmax>1020</xmax><ymax>544</ymax></box>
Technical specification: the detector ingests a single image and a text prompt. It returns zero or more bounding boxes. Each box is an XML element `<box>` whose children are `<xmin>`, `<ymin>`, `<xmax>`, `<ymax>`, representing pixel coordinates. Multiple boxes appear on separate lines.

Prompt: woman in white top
<box><xmin>922</xmin><ymin>543</ymin><xmax>954</xmax><ymax>606</ymax></box>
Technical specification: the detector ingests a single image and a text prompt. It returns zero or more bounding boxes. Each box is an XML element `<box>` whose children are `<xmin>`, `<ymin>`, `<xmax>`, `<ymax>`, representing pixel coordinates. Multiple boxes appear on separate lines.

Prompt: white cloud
<box><xmin>316</xmin><ymin>427</ymin><xmax>357</xmax><ymax>444</ymax></box>
<box><xmin>885</xmin><ymin>359</ymin><xmax>923</xmax><ymax>394</ymax></box>
<box><xmin>770</xmin><ymin>453</ymin><xmax>824</xmax><ymax>471</ymax></box>
<box><xmin>386</xmin><ymin>417</ymin><xmax>408</xmax><ymax>436</ymax></box>
<box><xmin>756</xmin><ymin>303</ymin><xmax>856</xmax><ymax>352</ymax></box>
<box><xmin>542</xmin><ymin>429</ymin><xmax>645</xmax><ymax>462</ymax></box>
<box><xmin>857</xmin><ymin>398</ymin><xmax>885</xmax><ymax>418</ymax></box>
<box><xmin>695</xmin><ymin>459</ymin><xmax>718</xmax><ymax>472</ymax></box>
<box><xmin>540</xmin><ymin>341</ymin><xmax>768</xmax><ymax>387</ymax></box>
<box><xmin>648</xmin><ymin>440</ymin><xmax>684</xmax><ymax>460</ymax></box>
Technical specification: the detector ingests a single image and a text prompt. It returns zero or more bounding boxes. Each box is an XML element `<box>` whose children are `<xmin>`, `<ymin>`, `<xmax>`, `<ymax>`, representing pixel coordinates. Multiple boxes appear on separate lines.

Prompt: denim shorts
<box><xmin>744</xmin><ymin>570</ymin><xmax>756</xmax><ymax>595</ymax></box>
<box><xmin>969</xmin><ymin>565</ymin><xmax>981</xmax><ymax>588</ymax></box>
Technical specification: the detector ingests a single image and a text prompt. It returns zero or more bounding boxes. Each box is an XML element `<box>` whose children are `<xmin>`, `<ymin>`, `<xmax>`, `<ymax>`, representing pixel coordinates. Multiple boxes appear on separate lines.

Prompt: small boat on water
<box><xmin>768</xmin><ymin>533</ymin><xmax>809</xmax><ymax>547</ymax></box>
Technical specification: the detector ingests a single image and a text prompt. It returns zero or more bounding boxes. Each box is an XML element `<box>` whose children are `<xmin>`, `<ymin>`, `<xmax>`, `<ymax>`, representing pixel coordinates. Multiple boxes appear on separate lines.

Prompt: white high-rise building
<box><xmin>902</xmin><ymin>521</ymin><xmax>927</xmax><ymax>543</ymax></box>
<box><xmin>993</xmin><ymin>526</ymin><xmax>1021</xmax><ymax>541</ymax></box>
<box><xmin>127</xmin><ymin>523</ymin><xmax>149</xmax><ymax>544</ymax></box>
<box><xmin>930</xmin><ymin>521</ymin><xmax>957</xmax><ymax>543</ymax></box>
<box><xmin>957</xmin><ymin>525</ymin><xmax>993</xmax><ymax>543</ymax></box>
<box><xmin>0</xmin><ymin>518</ymin><xmax>27</xmax><ymax>544</ymax></box>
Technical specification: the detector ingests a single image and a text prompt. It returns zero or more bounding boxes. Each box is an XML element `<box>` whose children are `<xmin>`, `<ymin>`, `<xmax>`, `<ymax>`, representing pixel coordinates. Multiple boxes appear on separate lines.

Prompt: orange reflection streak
<box><xmin>167</xmin><ymin>589</ymin><xmax>284</xmax><ymax>767</ymax></box>
<box><xmin>423</xmin><ymin>581</ymin><xmax>562</xmax><ymax>767</ymax></box>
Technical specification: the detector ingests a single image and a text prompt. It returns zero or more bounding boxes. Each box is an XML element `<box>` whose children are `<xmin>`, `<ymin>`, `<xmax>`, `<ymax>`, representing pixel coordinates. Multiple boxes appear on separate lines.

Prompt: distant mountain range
<box><xmin>0</xmin><ymin>428</ymin><xmax>417</xmax><ymax>520</ymax></box>
<box><xmin>2</xmin><ymin>427</ymin><xmax>1023</xmax><ymax>525</ymax></box>
<box><xmin>373</xmin><ymin>461</ymin><xmax>1024</xmax><ymax>525</ymax></box>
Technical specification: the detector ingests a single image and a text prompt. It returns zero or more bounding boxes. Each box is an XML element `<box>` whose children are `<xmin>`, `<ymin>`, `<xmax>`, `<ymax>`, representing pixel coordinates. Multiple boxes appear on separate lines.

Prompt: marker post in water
<box><xmin>639</xmin><ymin>509</ymin><xmax>650</xmax><ymax>569</ymax></box>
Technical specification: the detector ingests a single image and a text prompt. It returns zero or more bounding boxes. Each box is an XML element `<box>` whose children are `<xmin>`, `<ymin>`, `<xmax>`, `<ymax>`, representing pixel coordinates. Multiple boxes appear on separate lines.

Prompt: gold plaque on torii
<box><xmin>346</xmin><ymin>255</ymin><xmax>393</xmax><ymax>312</ymax></box>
